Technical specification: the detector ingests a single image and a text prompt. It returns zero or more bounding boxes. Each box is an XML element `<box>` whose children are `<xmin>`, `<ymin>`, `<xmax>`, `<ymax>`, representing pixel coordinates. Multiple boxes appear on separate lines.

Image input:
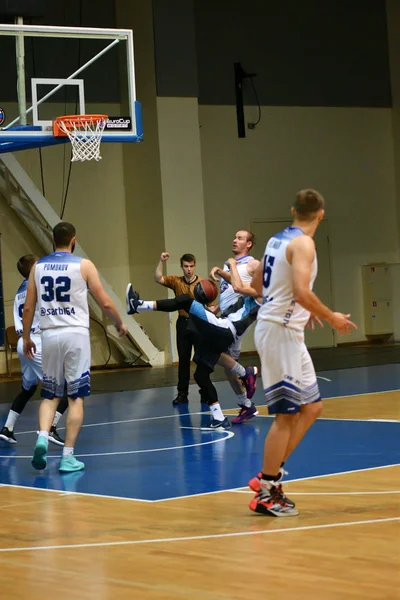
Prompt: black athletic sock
<box><xmin>261</xmin><ymin>472</ymin><xmax>280</xmax><ymax>481</ymax></box>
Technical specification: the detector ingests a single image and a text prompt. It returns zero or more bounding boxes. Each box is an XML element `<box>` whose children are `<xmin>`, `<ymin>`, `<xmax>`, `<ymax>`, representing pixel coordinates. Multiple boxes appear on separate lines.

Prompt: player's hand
<box><xmin>207</xmin><ymin>303</ymin><xmax>220</xmax><ymax>314</ymax></box>
<box><xmin>306</xmin><ymin>315</ymin><xmax>324</xmax><ymax>330</ymax></box>
<box><xmin>23</xmin><ymin>338</ymin><xmax>36</xmax><ymax>360</ymax></box>
<box><xmin>329</xmin><ymin>312</ymin><xmax>357</xmax><ymax>335</ymax></box>
<box><xmin>160</xmin><ymin>252</ymin><xmax>170</xmax><ymax>262</ymax></box>
<box><xmin>209</xmin><ymin>266</ymin><xmax>221</xmax><ymax>281</ymax></box>
<box><xmin>226</xmin><ymin>258</ymin><xmax>236</xmax><ymax>269</ymax></box>
<box><xmin>116</xmin><ymin>323</ymin><xmax>129</xmax><ymax>337</ymax></box>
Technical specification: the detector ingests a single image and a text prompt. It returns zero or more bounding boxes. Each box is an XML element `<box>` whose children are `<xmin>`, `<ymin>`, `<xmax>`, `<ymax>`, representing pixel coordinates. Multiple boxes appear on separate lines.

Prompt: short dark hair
<box><xmin>180</xmin><ymin>253</ymin><xmax>196</xmax><ymax>266</ymax></box>
<box><xmin>53</xmin><ymin>221</ymin><xmax>76</xmax><ymax>248</ymax></box>
<box><xmin>17</xmin><ymin>254</ymin><xmax>38</xmax><ymax>279</ymax></box>
<box><xmin>293</xmin><ymin>189</ymin><xmax>325</xmax><ymax>220</ymax></box>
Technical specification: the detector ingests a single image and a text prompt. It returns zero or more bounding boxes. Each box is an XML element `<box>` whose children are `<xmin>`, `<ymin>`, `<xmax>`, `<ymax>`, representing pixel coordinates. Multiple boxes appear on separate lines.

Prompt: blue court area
<box><xmin>0</xmin><ymin>363</ymin><xmax>399</xmax><ymax>501</ymax></box>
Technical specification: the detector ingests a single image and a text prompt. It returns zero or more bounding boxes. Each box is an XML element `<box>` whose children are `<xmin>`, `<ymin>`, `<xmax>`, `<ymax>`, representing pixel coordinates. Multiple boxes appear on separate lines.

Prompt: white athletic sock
<box><xmin>259</xmin><ymin>478</ymin><xmax>274</xmax><ymax>496</ymax></box>
<box><xmin>52</xmin><ymin>411</ymin><xmax>62</xmax><ymax>427</ymax></box>
<box><xmin>230</xmin><ymin>362</ymin><xmax>246</xmax><ymax>377</ymax></box>
<box><xmin>62</xmin><ymin>447</ymin><xmax>74</xmax><ymax>457</ymax></box>
<box><xmin>5</xmin><ymin>410</ymin><xmax>19</xmax><ymax>431</ymax></box>
<box><xmin>210</xmin><ymin>402</ymin><xmax>225</xmax><ymax>421</ymax></box>
<box><xmin>237</xmin><ymin>393</ymin><xmax>252</xmax><ymax>408</ymax></box>
<box><xmin>39</xmin><ymin>430</ymin><xmax>49</xmax><ymax>440</ymax></box>
<box><xmin>137</xmin><ymin>301</ymin><xmax>154</xmax><ymax>312</ymax></box>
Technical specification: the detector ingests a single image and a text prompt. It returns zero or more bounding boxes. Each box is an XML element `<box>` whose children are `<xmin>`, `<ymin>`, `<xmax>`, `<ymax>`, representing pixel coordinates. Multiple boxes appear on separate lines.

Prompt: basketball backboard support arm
<box><xmin>15</xmin><ymin>17</ymin><xmax>27</xmax><ymax>126</ymax></box>
<box><xmin>0</xmin><ymin>23</ymin><xmax>142</xmax><ymax>151</ymax></box>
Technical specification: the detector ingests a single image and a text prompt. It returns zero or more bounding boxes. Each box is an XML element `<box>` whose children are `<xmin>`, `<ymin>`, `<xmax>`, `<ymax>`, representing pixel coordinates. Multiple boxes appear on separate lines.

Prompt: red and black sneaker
<box><xmin>249</xmin><ymin>488</ymin><xmax>299</xmax><ymax>517</ymax></box>
<box><xmin>248</xmin><ymin>470</ymin><xmax>295</xmax><ymax>508</ymax></box>
<box><xmin>231</xmin><ymin>403</ymin><xmax>258</xmax><ymax>424</ymax></box>
<box><xmin>240</xmin><ymin>366</ymin><xmax>258</xmax><ymax>399</ymax></box>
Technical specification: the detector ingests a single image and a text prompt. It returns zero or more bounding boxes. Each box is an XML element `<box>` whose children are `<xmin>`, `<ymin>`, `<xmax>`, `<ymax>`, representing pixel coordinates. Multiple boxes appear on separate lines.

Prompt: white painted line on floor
<box><xmin>368</xmin><ymin>419</ymin><xmax>400</xmax><ymax>422</ymax></box>
<box><xmin>180</xmin><ymin>426</ymin><xmax>232</xmax><ymax>433</ymax></box>
<box><xmin>13</xmin><ymin>411</ymin><xmax>210</xmax><ymax>436</ymax></box>
<box><xmin>1</xmin><ymin>463</ymin><xmax>398</xmax><ymax>505</ymax></box>
<box><xmin>254</xmin><ymin>414</ymin><xmax>400</xmax><ymax>423</ymax></box>
<box><xmin>0</xmin><ymin>516</ymin><xmax>398</xmax><ymax>554</ymax></box>
<box><xmin>0</xmin><ymin>430</ymin><xmax>234</xmax><ymax>460</ymax></box>
<box><xmin>317</xmin><ymin>376</ymin><xmax>331</xmax><ymax>382</ymax></box>
<box><xmin>233</xmin><ymin>490</ymin><xmax>400</xmax><ymax>496</ymax></box>
<box><xmin>0</xmin><ymin>483</ymin><xmax>152</xmax><ymax>503</ymax></box>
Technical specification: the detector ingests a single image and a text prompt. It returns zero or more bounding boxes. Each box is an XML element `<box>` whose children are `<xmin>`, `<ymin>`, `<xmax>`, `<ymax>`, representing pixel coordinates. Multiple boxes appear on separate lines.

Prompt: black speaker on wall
<box><xmin>234</xmin><ymin>62</ymin><xmax>246</xmax><ymax>138</ymax></box>
<box><xmin>0</xmin><ymin>0</ymin><xmax>45</xmax><ymax>17</ymax></box>
<box><xmin>234</xmin><ymin>62</ymin><xmax>257</xmax><ymax>139</ymax></box>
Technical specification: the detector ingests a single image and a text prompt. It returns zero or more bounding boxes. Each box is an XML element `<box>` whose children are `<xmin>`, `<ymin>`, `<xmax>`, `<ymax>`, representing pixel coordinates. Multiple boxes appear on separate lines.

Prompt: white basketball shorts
<box><xmin>17</xmin><ymin>334</ymin><xmax>43</xmax><ymax>389</ymax></box>
<box><xmin>41</xmin><ymin>327</ymin><xmax>91</xmax><ymax>399</ymax></box>
<box><xmin>254</xmin><ymin>320</ymin><xmax>321</xmax><ymax>414</ymax></box>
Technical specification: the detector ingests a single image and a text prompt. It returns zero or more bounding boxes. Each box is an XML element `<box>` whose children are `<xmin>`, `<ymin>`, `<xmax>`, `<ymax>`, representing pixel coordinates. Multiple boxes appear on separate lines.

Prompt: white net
<box><xmin>57</xmin><ymin>116</ymin><xmax>107</xmax><ymax>162</ymax></box>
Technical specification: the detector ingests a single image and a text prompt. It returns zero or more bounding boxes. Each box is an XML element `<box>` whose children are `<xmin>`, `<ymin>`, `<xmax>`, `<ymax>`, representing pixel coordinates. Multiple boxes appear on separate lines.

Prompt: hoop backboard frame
<box><xmin>0</xmin><ymin>23</ymin><xmax>143</xmax><ymax>153</ymax></box>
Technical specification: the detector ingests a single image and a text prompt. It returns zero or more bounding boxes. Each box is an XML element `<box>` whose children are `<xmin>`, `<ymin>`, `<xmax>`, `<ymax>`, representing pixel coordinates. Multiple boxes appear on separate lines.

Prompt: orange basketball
<box><xmin>194</xmin><ymin>280</ymin><xmax>218</xmax><ymax>304</ymax></box>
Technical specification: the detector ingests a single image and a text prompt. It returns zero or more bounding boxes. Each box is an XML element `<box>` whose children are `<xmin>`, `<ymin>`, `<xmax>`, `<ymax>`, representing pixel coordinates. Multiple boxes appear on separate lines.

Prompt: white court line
<box><xmin>368</xmin><ymin>419</ymin><xmax>400</xmax><ymax>422</ymax></box>
<box><xmin>0</xmin><ymin>430</ymin><xmax>234</xmax><ymax>459</ymax></box>
<box><xmin>152</xmin><ymin>463</ymin><xmax>400</xmax><ymax>502</ymax></box>
<box><xmin>1</xmin><ymin>462</ymin><xmax>399</xmax><ymax>506</ymax></box>
<box><xmin>255</xmin><ymin>414</ymin><xmax>400</xmax><ymax>423</ymax></box>
<box><xmin>8</xmin><ymin>387</ymin><xmax>400</xmax><ymax>437</ymax></box>
<box><xmin>317</xmin><ymin>376</ymin><xmax>331</xmax><ymax>381</ymax></box>
<box><xmin>0</xmin><ymin>482</ymin><xmax>153</xmax><ymax>503</ymax></box>
<box><xmin>324</xmin><ymin>388</ymin><xmax>400</xmax><ymax>399</ymax></box>
<box><xmin>14</xmin><ymin>411</ymin><xmax>208</xmax><ymax>436</ymax></box>
<box><xmin>180</xmin><ymin>426</ymin><xmax>231</xmax><ymax>432</ymax></box>
<box><xmin>233</xmin><ymin>490</ymin><xmax>400</xmax><ymax>496</ymax></box>
<box><xmin>0</xmin><ymin>516</ymin><xmax>398</xmax><ymax>554</ymax></box>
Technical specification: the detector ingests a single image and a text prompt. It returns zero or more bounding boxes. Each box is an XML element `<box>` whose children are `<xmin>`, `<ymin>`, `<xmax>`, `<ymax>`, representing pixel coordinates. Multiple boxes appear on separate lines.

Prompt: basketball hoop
<box><xmin>53</xmin><ymin>114</ymin><xmax>108</xmax><ymax>162</ymax></box>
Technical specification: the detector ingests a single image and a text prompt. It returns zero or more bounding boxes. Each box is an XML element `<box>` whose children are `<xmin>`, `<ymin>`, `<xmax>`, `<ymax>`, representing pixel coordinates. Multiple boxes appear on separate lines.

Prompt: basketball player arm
<box><xmin>209</xmin><ymin>265</ymin><xmax>232</xmax><ymax>284</ymax></box>
<box><xmin>226</xmin><ymin>258</ymin><xmax>262</xmax><ymax>299</ymax></box>
<box><xmin>154</xmin><ymin>252</ymin><xmax>170</xmax><ymax>286</ymax></box>
<box><xmin>83</xmin><ymin>261</ymin><xmax>128</xmax><ymax>336</ymax></box>
<box><xmin>22</xmin><ymin>266</ymin><xmax>37</xmax><ymax>358</ymax></box>
<box><xmin>290</xmin><ymin>238</ymin><xmax>335</xmax><ymax>323</ymax></box>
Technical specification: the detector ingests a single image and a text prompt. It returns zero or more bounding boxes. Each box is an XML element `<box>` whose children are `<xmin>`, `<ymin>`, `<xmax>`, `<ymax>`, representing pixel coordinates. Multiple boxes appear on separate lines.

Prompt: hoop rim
<box><xmin>53</xmin><ymin>114</ymin><xmax>108</xmax><ymax>137</ymax></box>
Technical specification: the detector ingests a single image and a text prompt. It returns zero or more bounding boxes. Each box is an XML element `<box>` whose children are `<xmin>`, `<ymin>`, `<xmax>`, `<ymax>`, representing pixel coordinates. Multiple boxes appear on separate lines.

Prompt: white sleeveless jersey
<box><xmin>13</xmin><ymin>279</ymin><xmax>41</xmax><ymax>336</ymax></box>
<box><xmin>257</xmin><ymin>227</ymin><xmax>317</xmax><ymax>332</ymax></box>
<box><xmin>219</xmin><ymin>255</ymin><xmax>255</xmax><ymax>313</ymax></box>
<box><xmin>34</xmin><ymin>252</ymin><xmax>89</xmax><ymax>330</ymax></box>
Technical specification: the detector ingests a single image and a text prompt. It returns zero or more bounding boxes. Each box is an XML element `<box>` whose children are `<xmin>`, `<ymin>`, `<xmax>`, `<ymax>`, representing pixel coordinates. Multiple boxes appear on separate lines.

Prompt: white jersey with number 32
<box><xmin>257</xmin><ymin>227</ymin><xmax>317</xmax><ymax>332</ymax></box>
<box><xmin>34</xmin><ymin>252</ymin><xmax>89</xmax><ymax>330</ymax></box>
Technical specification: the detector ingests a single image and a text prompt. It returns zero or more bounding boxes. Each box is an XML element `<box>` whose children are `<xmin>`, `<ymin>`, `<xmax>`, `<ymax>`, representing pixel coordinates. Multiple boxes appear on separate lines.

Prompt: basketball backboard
<box><xmin>0</xmin><ymin>23</ymin><xmax>143</xmax><ymax>155</ymax></box>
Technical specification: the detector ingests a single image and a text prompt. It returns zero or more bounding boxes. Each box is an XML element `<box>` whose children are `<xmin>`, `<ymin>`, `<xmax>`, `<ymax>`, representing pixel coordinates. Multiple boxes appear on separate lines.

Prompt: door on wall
<box><xmin>251</xmin><ymin>219</ymin><xmax>335</xmax><ymax>348</ymax></box>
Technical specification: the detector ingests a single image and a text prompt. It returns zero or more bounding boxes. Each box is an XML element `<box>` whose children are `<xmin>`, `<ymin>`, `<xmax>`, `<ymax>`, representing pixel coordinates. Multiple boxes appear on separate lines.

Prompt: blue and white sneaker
<box><xmin>59</xmin><ymin>455</ymin><xmax>85</xmax><ymax>473</ymax></box>
<box><xmin>126</xmin><ymin>283</ymin><xmax>142</xmax><ymax>315</ymax></box>
<box><xmin>208</xmin><ymin>417</ymin><xmax>231</xmax><ymax>430</ymax></box>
